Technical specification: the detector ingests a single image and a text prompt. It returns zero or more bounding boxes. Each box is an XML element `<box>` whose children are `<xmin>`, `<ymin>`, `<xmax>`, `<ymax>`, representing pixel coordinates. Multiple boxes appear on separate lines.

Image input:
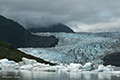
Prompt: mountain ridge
<box><xmin>28</xmin><ymin>23</ymin><xmax>74</xmax><ymax>33</ymax></box>
<box><xmin>0</xmin><ymin>15</ymin><xmax>58</xmax><ymax>48</ymax></box>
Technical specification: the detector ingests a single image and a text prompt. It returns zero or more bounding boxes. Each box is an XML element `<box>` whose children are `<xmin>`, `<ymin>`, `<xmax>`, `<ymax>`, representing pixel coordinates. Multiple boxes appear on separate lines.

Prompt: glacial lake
<box><xmin>0</xmin><ymin>69</ymin><xmax>120</xmax><ymax>80</ymax></box>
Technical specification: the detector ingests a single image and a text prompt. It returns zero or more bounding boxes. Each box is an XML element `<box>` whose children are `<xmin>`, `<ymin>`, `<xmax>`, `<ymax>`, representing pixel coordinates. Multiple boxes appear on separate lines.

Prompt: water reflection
<box><xmin>98</xmin><ymin>73</ymin><xmax>111</xmax><ymax>80</ymax></box>
<box><xmin>0</xmin><ymin>70</ymin><xmax>120</xmax><ymax>80</ymax></box>
<box><xmin>67</xmin><ymin>72</ymin><xmax>120</xmax><ymax>80</ymax></box>
<box><xmin>20</xmin><ymin>70</ymin><xmax>57</xmax><ymax>80</ymax></box>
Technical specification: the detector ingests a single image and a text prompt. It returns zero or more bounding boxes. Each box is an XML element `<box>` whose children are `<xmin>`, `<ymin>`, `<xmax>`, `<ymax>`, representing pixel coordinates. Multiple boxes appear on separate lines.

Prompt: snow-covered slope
<box><xmin>18</xmin><ymin>32</ymin><xmax>120</xmax><ymax>65</ymax></box>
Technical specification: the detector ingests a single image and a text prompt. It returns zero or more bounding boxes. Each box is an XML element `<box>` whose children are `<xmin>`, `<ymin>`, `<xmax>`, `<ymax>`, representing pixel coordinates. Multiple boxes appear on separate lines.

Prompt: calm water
<box><xmin>0</xmin><ymin>70</ymin><xmax>120</xmax><ymax>80</ymax></box>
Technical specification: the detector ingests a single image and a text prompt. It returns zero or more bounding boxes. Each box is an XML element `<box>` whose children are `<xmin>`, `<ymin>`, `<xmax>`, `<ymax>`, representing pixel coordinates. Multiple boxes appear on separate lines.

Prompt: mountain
<box><xmin>28</xmin><ymin>23</ymin><xmax>74</xmax><ymax>33</ymax></box>
<box><xmin>0</xmin><ymin>39</ymin><xmax>55</xmax><ymax>65</ymax></box>
<box><xmin>0</xmin><ymin>15</ymin><xmax>58</xmax><ymax>48</ymax></box>
<box><xmin>103</xmin><ymin>52</ymin><xmax>120</xmax><ymax>66</ymax></box>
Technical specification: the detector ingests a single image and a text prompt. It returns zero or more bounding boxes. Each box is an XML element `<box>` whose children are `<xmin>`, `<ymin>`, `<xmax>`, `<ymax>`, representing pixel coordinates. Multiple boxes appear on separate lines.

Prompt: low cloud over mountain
<box><xmin>0</xmin><ymin>0</ymin><xmax>120</xmax><ymax>32</ymax></box>
<box><xmin>0</xmin><ymin>15</ymin><xmax>58</xmax><ymax>48</ymax></box>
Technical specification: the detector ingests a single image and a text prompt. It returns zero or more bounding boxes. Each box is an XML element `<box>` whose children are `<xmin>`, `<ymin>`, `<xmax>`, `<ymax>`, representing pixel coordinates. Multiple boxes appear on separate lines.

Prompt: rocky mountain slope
<box><xmin>0</xmin><ymin>39</ymin><xmax>55</xmax><ymax>65</ymax></box>
<box><xmin>28</xmin><ymin>23</ymin><xmax>74</xmax><ymax>33</ymax></box>
<box><xmin>0</xmin><ymin>15</ymin><xmax>58</xmax><ymax>48</ymax></box>
<box><xmin>103</xmin><ymin>52</ymin><xmax>120</xmax><ymax>66</ymax></box>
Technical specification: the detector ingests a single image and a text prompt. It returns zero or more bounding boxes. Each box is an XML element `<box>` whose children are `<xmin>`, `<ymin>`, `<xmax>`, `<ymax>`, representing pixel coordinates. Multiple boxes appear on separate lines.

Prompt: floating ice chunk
<box><xmin>54</xmin><ymin>64</ymin><xmax>68</xmax><ymax>71</ymax></box>
<box><xmin>0</xmin><ymin>59</ymin><xmax>16</xmax><ymax>68</ymax></box>
<box><xmin>106</xmin><ymin>65</ymin><xmax>115</xmax><ymax>71</ymax></box>
<box><xmin>97</xmin><ymin>65</ymin><xmax>114</xmax><ymax>72</ymax></box>
<box><xmin>10</xmin><ymin>63</ymin><xmax>19</xmax><ymax>69</ymax></box>
<box><xmin>5</xmin><ymin>61</ymin><xmax>16</xmax><ymax>64</ymax></box>
<box><xmin>0</xmin><ymin>59</ymin><xmax>9</xmax><ymax>64</ymax></box>
<box><xmin>0</xmin><ymin>59</ymin><xmax>11</xmax><ymax>68</ymax></box>
<box><xmin>67</xmin><ymin>63</ymin><xmax>82</xmax><ymax>72</ymax></box>
<box><xmin>97</xmin><ymin>65</ymin><xmax>105</xmax><ymax>72</ymax></box>
<box><xmin>82</xmin><ymin>62</ymin><xmax>94</xmax><ymax>71</ymax></box>
<box><xmin>22</xmin><ymin>57</ymin><xmax>37</xmax><ymax>65</ymax></box>
<box><xmin>69</xmin><ymin>63</ymin><xmax>82</xmax><ymax>69</ymax></box>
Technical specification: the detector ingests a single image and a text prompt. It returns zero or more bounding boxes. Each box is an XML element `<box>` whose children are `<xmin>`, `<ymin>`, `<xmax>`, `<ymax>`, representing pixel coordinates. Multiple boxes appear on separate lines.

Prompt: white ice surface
<box><xmin>18</xmin><ymin>32</ymin><xmax>120</xmax><ymax>65</ymax></box>
<box><xmin>0</xmin><ymin>58</ymin><xmax>118</xmax><ymax>73</ymax></box>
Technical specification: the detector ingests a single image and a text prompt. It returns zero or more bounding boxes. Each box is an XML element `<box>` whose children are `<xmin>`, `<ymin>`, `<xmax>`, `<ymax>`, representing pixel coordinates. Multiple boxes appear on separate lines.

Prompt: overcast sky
<box><xmin>0</xmin><ymin>0</ymin><xmax>120</xmax><ymax>32</ymax></box>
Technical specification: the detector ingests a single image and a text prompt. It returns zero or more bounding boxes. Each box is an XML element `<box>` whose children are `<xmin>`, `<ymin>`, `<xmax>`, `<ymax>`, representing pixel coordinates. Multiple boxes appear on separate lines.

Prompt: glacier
<box><xmin>18</xmin><ymin>32</ymin><xmax>120</xmax><ymax>65</ymax></box>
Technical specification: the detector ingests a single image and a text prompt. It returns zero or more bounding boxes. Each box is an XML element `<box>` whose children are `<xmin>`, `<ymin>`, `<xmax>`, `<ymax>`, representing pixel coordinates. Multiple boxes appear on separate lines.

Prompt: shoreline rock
<box><xmin>103</xmin><ymin>52</ymin><xmax>120</xmax><ymax>67</ymax></box>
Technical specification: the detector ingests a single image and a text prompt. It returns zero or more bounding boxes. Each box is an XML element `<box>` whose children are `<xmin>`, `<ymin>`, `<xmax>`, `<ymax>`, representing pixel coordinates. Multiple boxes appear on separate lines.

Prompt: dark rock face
<box><xmin>103</xmin><ymin>52</ymin><xmax>120</xmax><ymax>66</ymax></box>
<box><xmin>0</xmin><ymin>15</ymin><xmax>58</xmax><ymax>48</ymax></box>
<box><xmin>28</xmin><ymin>23</ymin><xmax>74</xmax><ymax>33</ymax></box>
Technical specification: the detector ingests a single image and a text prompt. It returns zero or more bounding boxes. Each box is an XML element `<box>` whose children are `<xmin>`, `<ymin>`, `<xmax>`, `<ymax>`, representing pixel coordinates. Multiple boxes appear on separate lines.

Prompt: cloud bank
<box><xmin>0</xmin><ymin>0</ymin><xmax>120</xmax><ymax>32</ymax></box>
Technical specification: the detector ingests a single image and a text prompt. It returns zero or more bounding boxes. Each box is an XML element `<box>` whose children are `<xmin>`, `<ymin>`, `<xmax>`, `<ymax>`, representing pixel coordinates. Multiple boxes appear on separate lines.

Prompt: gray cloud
<box><xmin>0</xmin><ymin>0</ymin><xmax>120</xmax><ymax>32</ymax></box>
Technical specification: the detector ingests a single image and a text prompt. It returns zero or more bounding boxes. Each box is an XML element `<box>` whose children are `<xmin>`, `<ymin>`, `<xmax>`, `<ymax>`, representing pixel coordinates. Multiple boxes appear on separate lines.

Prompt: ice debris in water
<box><xmin>22</xmin><ymin>57</ymin><xmax>37</xmax><ymax>65</ymax></box>
<box><xmin>0</xmin><ymin>58</ymin><xmax>116</xmax><ymax>72</ymax></box>
<box><xmin>96</xmin><ymin>65</ymin><xmax>115</xmax><ymax>72</ymax></box>
<box><xmin>82</xmin><ymin>62</ymin><xmax>94</xmax><ymax>71</ymax></box>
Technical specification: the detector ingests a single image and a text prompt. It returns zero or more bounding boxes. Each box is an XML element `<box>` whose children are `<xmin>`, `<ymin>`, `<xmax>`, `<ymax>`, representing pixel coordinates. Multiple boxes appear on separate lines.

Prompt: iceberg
<box><xmin>68</xmin><ymin>63</ymin><xmax>82</xmax><ymax>69</ymax></box>
<box><xmin>96</xmin><ymin>65</ymin><xmax>114</xmax><ymax>72</ymax></box>
<box><xmin>0</xmin><ymin>58</ymin><xmax>119</xmax><ymax>73</ymax></box>
<box><xmin>69</xmin><ymin>63</ymin><xmax>82</xmax><ymax>69</ymax></box>
<box><xmin>0</xmin><ymin>58</ymin><xmax>17</xmax><ymax>69</ymax></box>
<box><xmin>10</xmin><ymin>63</ymin><xmax>19</xmax><ymax>69</ymax></box>
<box><xmin>67</xmin><ymin>63</ymin><xmax>82</xmax><ymax>72</ymax></box>
<box><xmin>22</xmin><ymin>57</ymin><xmax>37</xmax><ymax>65</ymax></box>
<box><xmin>82</xmin><ymin>62</ymin><xmax>94</xmax><ymax>71</ymax></box>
